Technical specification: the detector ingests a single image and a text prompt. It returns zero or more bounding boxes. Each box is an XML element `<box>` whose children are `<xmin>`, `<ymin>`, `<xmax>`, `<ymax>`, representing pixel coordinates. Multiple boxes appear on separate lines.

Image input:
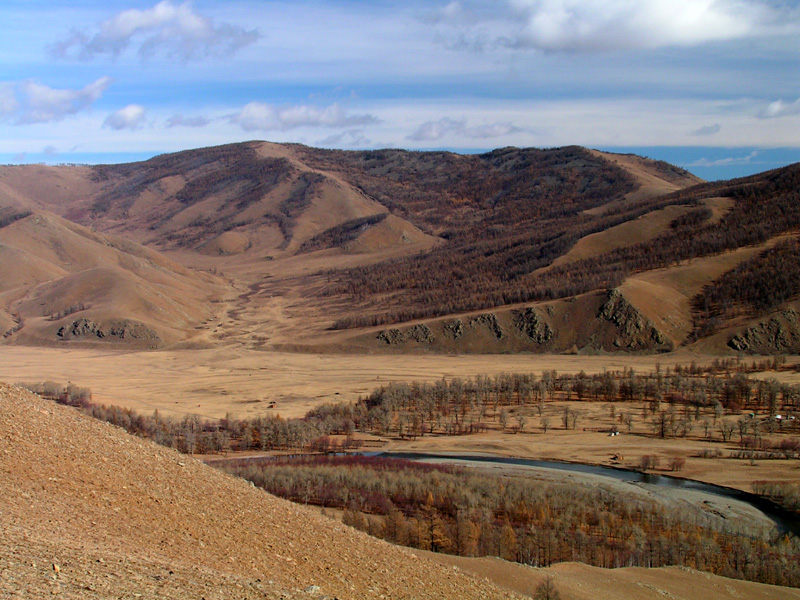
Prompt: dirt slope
<box><xmin>549</xmin><ymin>196</ymin><xmax>732</xmax><ymax>272</ymax></box>
<box><xmin>0</xmin><ymin>382</ymin><xmax>519</xmax><ymax>599</ymax></box>
<box><xmin>421</xmin><ymin>554</ymin><xmax>800</xmax><ymax>600</ymax></box>
<box><xmin>0</xmin><ymin>164</ymin><xmax>96</xmax><ymax>212</ymax></box>
<box><xmin>0</xmin><ymin>210</ymin><xmax>225</xmax><ymax>347</ymax></box>
<box><xmin>619</xmin><ymin>234</ymin><xmax>798</xmax><ymax>348</ymax></box>
<box><xmin>586</xmin><ymin>150</ymin><xmax>703</xmax><ymax>212</ymax></box>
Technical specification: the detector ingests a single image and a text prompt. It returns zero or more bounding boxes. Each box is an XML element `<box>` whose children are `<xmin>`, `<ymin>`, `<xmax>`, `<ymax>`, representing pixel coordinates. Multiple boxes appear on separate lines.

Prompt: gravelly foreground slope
<box><xmin>0</xmin><ymin>383</ymin><xmax>518</xmax><ymax>600</ymax></box>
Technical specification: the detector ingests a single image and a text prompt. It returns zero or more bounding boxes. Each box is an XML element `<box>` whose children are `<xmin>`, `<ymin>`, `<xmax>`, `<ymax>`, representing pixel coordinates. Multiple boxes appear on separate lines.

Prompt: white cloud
<box><xmin>691</xmin><ymin>123</ymin><xmax>721</xmax><ymax>136</ymax></box>
<box><xmin>166</xmin><ymin>113</ymin><xmax>211</xmax><ymax>128</ymax></box>
<box><xmin>432</xmin><ymin>0</ymin><xmax>798</xmax><ymax>53</ymax></box>
<box><xmin>103</xmin><ymin>104</ymin><xmax>147</xmax><ymax>130</ymax></box>
<box><xmin>50</xmin><ymin>1</ymin><xmax>259</xmax><ymax>61</ymax></box>
<box><xmin>316</xmin><ymin>129</ymin><xmax>371</xmax><ymax>148</ymax></box>
<box><xmin>407</xmin><ymin>117</ymin><xmax>520</xmax><ymax>141</ymax></box>
<box><xmin>407</xmin><ymin>117</ymin><xmax>463</xmax><ymax>141</ymax></box>
<box><xmin>230</xmin><ymin>102</ymin><xmax>378</xmax><ymax>132</ymax></box>
<box><xmin>42</xmin><ymin>145</ymin><xmax>59</xmax><ymax>157</ymax></box>
<box><xmin>759</xmin><ymin>98</ymin><xmax>800</xmax><ymax>119</ymax></box>
<box><xmin>17</xmin><ymin>77</ymin><xmax>112</xmax><ymax>124</ymax></box>
<box><xmin>687</xmin><ymin>150</ymin><xmax>760</xmax><ymax>167</ymax></box>
<box><xmin>370</xmin><ymin>96</ymin><xmax>800</xmax><ymax>149</ymax></box>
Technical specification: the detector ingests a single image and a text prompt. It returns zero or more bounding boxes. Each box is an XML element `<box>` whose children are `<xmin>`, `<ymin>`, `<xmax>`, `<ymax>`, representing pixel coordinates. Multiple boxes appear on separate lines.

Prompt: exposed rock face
<box><xmin>57</xmin><ymin>318</ymin><xmax>160</xmax><ymax>343</ymax></box>
<box><xmin>443</xmin><ymin>319</ymin><xmax>464</xmax><ymax>340</ymax></box>
<box><xmin>376</xmin><ymin>324</ymin><xmax>434</xmax><ymax>345</ymax></box>
<box><xmin>407</xmin><ymin>324</ymin><xmax>434</xmax><ymax>343</ymax></box>
<box><xmin>376</xmin><ymin>328</ymin><xmax>405</xmax><ymax>345</ymax></box>
<box><xmin>469</xmin><ymin>313</ymin><xmax>504</xmax><ymax>339</ymax></box>
<box><xmin>729</xmin><ymin>309</ymin><xmax>800</xmax><ymax>354</ymax></box>
<box><xmin>372</xmin><ymin>293</ymin><xmax>677</xmax><ymax>354</ymax></box>
<box><xmin>597</xmin><ymin>289</ymin><xmax>667</xmax><ymax>350</ymax></box>
<box><xmin>512</xmin><ymin>308</ymin><xmax>553</xmax><ymax>344</ymax></box>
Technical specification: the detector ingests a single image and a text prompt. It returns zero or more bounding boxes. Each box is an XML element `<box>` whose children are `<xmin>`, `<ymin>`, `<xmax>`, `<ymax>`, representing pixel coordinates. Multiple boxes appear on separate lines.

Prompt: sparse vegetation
<box><xmin>0</xmin><ymin>207</ymin><xmax>32</xmax><ymax>229</ymax></box>
<box><xmin>46</xmin><ymin>302</ymin><xmax>88</xmax><ymax>321</ymax></box>
<box><xmin>19</xmin><ymin>359</ymin><xmax>800</xmax><ymax>460</ymax></box>
<box><xmin>534</xmin><ymin>577</ymin><xmax>562</xmax><ymax>600</ymax></box>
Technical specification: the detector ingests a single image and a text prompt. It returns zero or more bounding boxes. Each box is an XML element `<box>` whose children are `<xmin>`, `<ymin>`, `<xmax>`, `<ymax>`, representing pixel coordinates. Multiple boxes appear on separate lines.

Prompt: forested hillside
<box><xmin>2</xmin><ymin>141</ymin><xmax>799</xmax><ymax>354</ymax></box>
<box><xmin>323</xmin><ymin>162</ymin><xmax>800</xmax><ymax>328</ymax></box>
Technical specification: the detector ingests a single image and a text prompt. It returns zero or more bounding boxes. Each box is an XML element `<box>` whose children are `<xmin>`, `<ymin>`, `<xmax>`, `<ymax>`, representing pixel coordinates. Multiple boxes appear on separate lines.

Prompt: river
<box><xmin>372</xmin><ymin>452</ymin><xmax>800</xmax><ymax>536</ymax></box>
<box><xmin>209</xmin><ymin>450</ymin><xmax>799</xmax><ymax>537</ymax></box>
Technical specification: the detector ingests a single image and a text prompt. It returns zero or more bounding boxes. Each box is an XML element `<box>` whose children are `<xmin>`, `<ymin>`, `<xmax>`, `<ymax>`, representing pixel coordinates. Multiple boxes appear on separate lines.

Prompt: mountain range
<box><xmin>2</xmin><ymin>141</ymin><xmax>798</xmax><ymax>355</ymax></box>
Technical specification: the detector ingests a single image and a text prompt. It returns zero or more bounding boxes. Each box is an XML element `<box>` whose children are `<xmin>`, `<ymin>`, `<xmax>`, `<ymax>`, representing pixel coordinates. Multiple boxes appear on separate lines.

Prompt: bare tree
<box><xmin>499</xmin><ymin>408</ymin><xmax>509</xmax><ymax>431</ymax></box>
<box><xmin>569</xmin><ymin>410</ymin><xmax>580</xmax><ymax>431</ymax></box>
<box><xmin>640</xmin><ymin>455</ymin><xmax>660</xmax><ymax>471</ymax></box>
<box><xmin>534</xmin><ymin>576</ymin><xmax>561</xmax><ymax>600</ymax></box>
<box><xmin>561</xmin><ymin>406</ymin><xmax>571</xmax><ymax>430</ymax></box>
<box><xmin>623</xmin><ymin>413</ymin><xmax>634</xmax><ymax>434</ymax></box>
<box><xmin>516</xmin><ymin>413</ymin><xmax>528</xmax><ymax>433</ymax></box>
<box><xmin>669</xmin><ymin>456</ymin><xmax>686</xmax><ymax>471</ymax></box>
<box><xmin>719</xmin><ymin>420</ymin><xmax>735</xmax><ymax>442</ymax></box>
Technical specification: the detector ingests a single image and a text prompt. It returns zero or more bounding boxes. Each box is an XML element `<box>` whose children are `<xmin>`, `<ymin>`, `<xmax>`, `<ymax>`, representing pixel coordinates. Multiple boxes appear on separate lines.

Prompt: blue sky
<box><xmin>1</xmin><ymin>0</ymin><xmax>799</xmax><ymax>179</ymax></box>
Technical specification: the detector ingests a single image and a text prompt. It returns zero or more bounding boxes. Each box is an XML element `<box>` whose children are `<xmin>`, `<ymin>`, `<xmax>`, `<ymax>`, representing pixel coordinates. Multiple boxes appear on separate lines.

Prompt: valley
<box><xmin>2</xmin><ymin>141</ymin><xmax>800</xmax><ymax>598</ymax></box>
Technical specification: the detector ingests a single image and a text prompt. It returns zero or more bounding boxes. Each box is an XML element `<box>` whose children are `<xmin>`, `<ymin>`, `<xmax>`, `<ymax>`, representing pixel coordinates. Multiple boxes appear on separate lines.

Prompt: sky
<box><xmin>1</xmin><ymin>0</ymin><xmax>799</xmax><ymax>180</ymax></box>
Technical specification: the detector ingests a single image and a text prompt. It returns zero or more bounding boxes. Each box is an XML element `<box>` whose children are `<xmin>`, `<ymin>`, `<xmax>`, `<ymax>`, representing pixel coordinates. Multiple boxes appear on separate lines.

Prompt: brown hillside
<box><xmin>0</xmin><ymin>382</ymin><xmax>519</xmax><ymax>599</ymax></box>
<box><xmin>0</xmin><ymin>164</ymin><xmax>96</xmax><ymax>212</ymax></box>
<box><xmin>328</xmin><ymin>288</ymin><xmax>671</xmax><ymax>355</ymax></box>
<box><xmin>422</xmin><ymin>554</ymin><xmax>800</xmax><ymax>600</ymax></box>
<box><xmin>54</xmin><ymin>141</ymin><xmax>430</xmax><ymax>262</ymax></box>
<box><xmin>2</xmin><ymin>142</ymin><xmax>799</xmax><ymax>355</ymax></box>
<box><xmin>619</xmin><ymin>234</ymin><xmax>797</xmax><ymax>347</ymax></box>
<box><xmin>0</xmin><ymin>211</ymin><xmax>224</xmax><ymax>347</ymax></box>
<box><xmin>548</xmin><ymin>196</ymin><xmax>732</xmax><ymax>272</ymax></box>
<box><xmin>586</xmin><ymin>150</ymin><xmax>703</xmax><ymax>210</ymax></box>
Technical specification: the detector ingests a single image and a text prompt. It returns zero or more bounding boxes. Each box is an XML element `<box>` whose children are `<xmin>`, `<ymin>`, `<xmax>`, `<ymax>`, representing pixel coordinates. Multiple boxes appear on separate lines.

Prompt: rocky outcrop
<box><xmin>729</xmin><ymin>309</ymin><xmax>800</xmax><ymax>354</ymax></box>
<box><xmin>370</xmin><ymin>292</ymin><xmax>676</xmax><ymax>353</ymax></box>
<box><xmin>443</xmin><ymin>319</ymin><xmax>464</xmax><ymax>339</ymax></box>
<box><xmin>57</xmin><ymin>318</ymin><xmax>160</xmax><ymax>343</ymax></box>
<box><xmin>512</xmin><ymin>308</ymin><xmax>553</xmax><ymax>344</ymax></box>
<box><xmin>469</xmin><ymin>313</ymin><xmax>504</xmax><ymax>339</ymax></box>
<box><xmin>597</xmin><ymin>289</ymin><xmax>668</xmax><ymax>350</ymax></box>
<box><xmin>376</xmin><ymin>328</ymin><xmax>405</xmax><ymax>345</ymax></box>
<box><xmin>407</xmin><ymin>324</ymin><xmax>434</xmax><ymax>343</ymax></box>
<box><xmin>376</xmin><ymin>324</ymin><xmax>434</xmax><ymax>345</ymax></box>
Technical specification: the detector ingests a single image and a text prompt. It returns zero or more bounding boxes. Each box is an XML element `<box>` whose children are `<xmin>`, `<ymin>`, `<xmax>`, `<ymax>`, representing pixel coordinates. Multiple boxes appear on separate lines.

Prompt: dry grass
<box><xmin>419</xmin><ymin>555</ymin><xmax>800</xmax><ymax>600</ymax></box>
<box><xmin>383</xmin><ymin>399</ymin><xmax>800</xmax><ymax>493</ymax></box>
<box><xmin>0</xmin><ymin>346</ymin><xmax>716</xmax><ymax>419</ymax></box>
<box><xmin>549</xmin><ymin>204</ymin><xmax>694</xmax><ymax>270</ymax></box>
<box><xmin>0</xmin><ymin>211</ymin><xmax>224</xmax><ymax>347</ymax></box>
<box><xmin>5</xmin><ymin>345</ymin><xmax>800</xmax><ymax>495</ymax></box>
<box><xmin>620</xmin><ymin>234</ymin><xmax>798</xmax><ymax>345</ymax></box>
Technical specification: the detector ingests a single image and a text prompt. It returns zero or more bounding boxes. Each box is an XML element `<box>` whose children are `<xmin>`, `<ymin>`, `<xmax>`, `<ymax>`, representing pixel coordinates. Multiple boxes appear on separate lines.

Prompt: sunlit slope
<box><xmin>0</xmin><ymin>210</ymin><xmax>223</xmax><ymax>347</ymax></box>
<box><xmin>0</xmin><ymin>382</ymin><xmax>518</xmax><ymax>600</ymax></box>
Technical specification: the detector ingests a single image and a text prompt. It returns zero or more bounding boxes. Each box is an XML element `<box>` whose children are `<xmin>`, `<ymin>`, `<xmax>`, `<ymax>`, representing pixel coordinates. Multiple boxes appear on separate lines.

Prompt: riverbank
<box><xmin>207</xmin><ymin>449</ymin><xmax>790</xmax><ymax>538</ymax></box>
<box><xmin>377</xmin><ymin>452</ymin><xmax>792</xmax><ymax>537</ymax></box>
